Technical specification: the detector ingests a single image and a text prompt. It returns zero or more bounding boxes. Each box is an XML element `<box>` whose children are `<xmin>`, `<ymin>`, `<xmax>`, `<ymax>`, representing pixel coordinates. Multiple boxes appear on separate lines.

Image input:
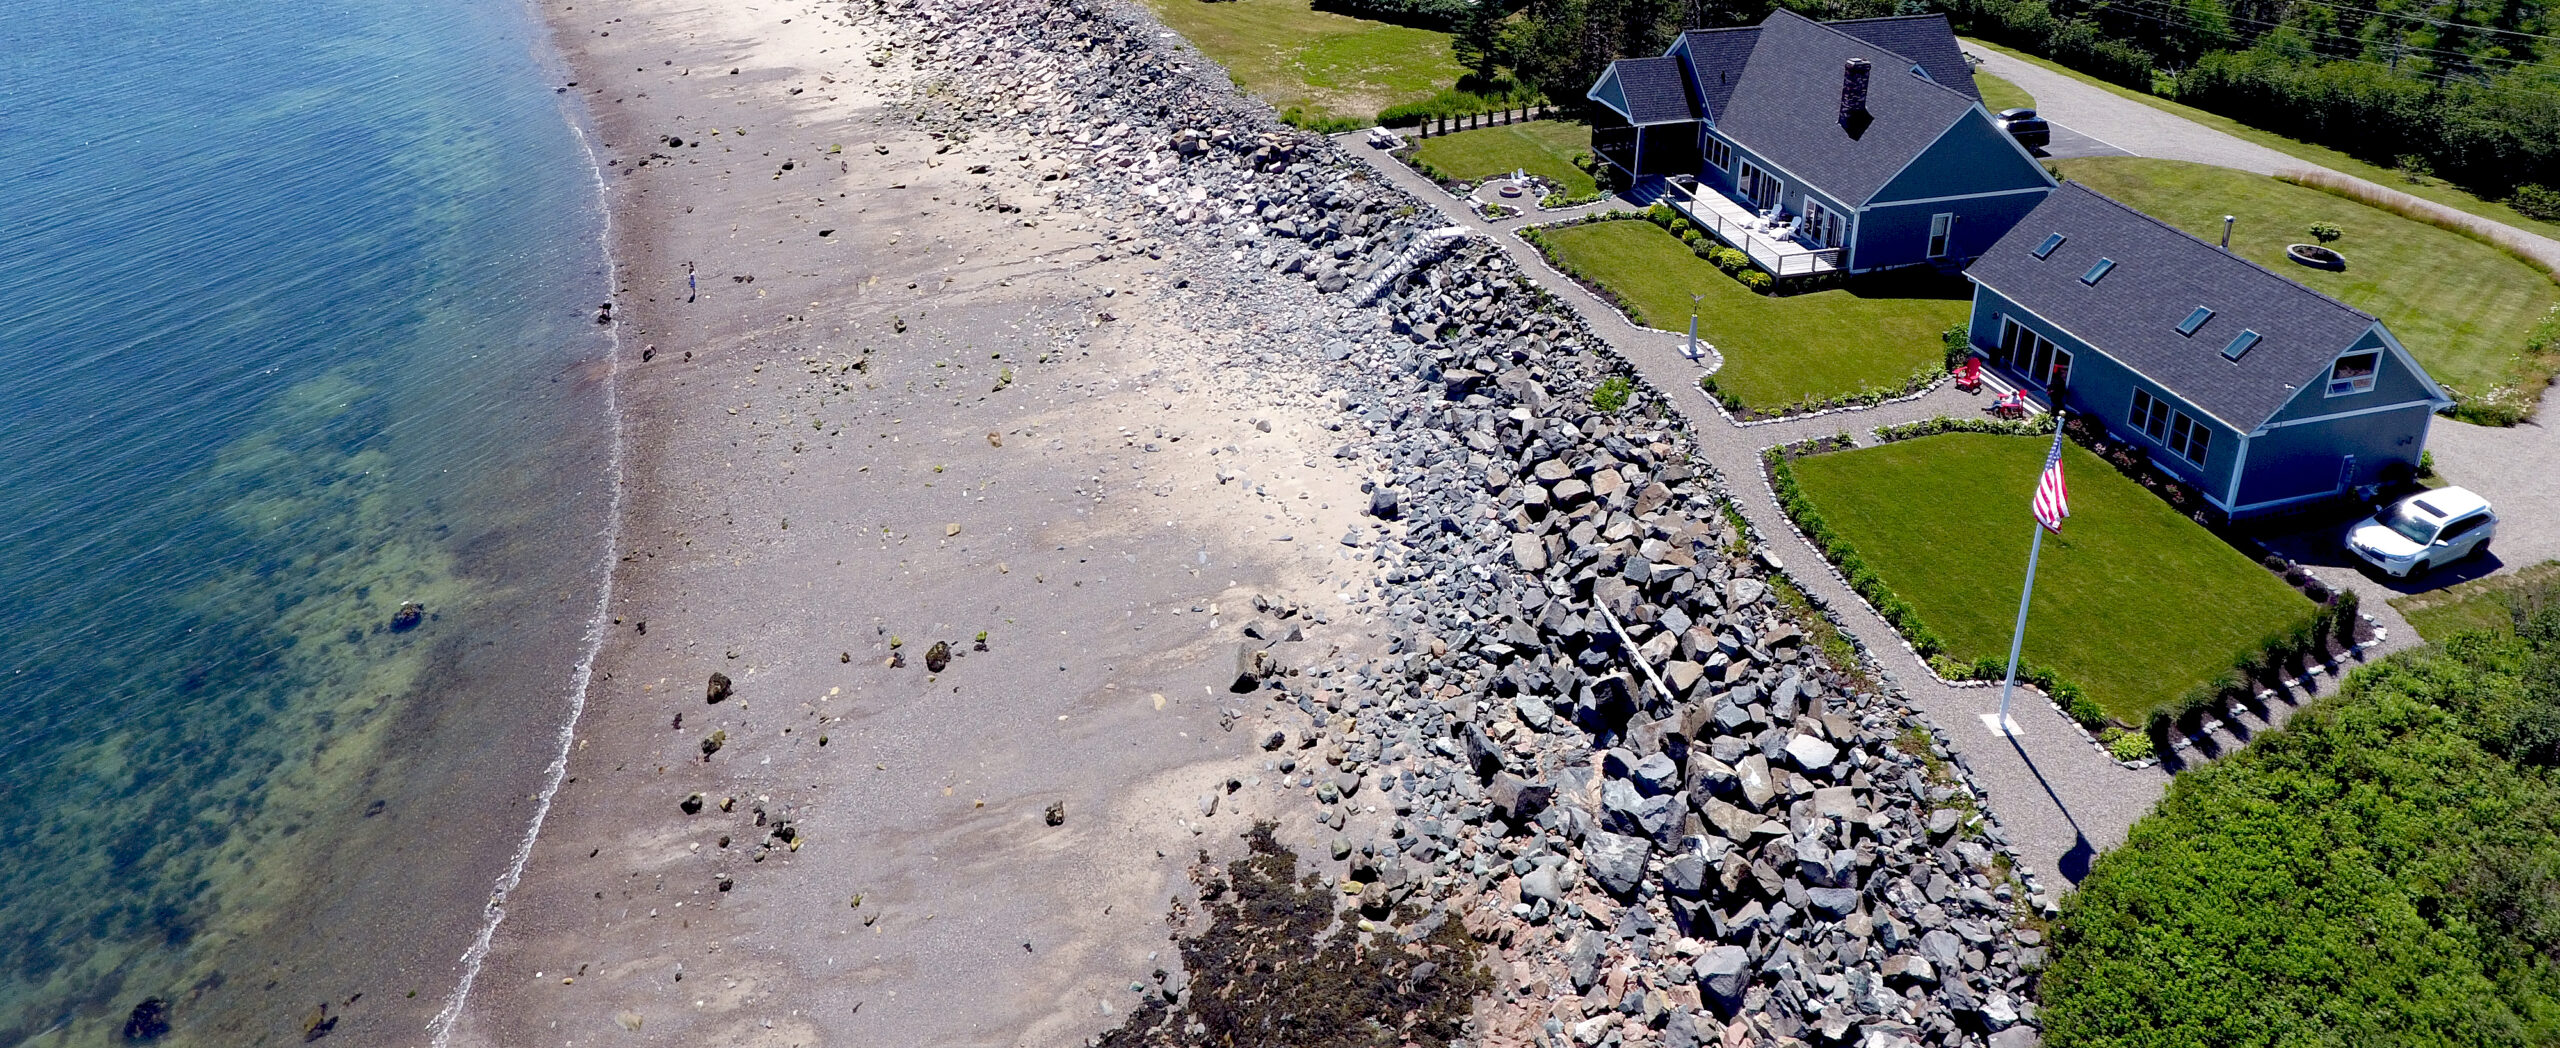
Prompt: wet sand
<box><xmin>452</xmin><ymin>0</ymin><xmax>1377</xmax><ymax>1044</ymax></box>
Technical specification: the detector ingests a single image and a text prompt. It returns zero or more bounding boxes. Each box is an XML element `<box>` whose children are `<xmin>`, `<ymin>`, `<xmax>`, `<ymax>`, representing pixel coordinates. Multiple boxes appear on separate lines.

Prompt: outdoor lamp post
<box><xmin>1685</xmin><ymin>293</ymin><xmax>1703</xmax><ymax>361</ymax></box>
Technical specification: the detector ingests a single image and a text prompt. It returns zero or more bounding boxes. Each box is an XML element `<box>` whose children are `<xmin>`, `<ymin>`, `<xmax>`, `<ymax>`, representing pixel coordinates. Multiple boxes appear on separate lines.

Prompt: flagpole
<box><xmin>1995</xmin><ymin>425</ymin><xmax>2069</xmax><ymax>733</ymax></box>
<box><xmin>1994</xmin><ymin>522</ymin><xmax>2043</xmax><ymax>733</ymax></box>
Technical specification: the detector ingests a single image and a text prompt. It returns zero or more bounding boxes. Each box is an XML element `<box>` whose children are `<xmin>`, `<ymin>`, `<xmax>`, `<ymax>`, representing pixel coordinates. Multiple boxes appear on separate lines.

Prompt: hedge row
<box><xmin>2148</xmin><ymin>587</ymin><xmax>2358</xmax><ymax>746</ymax></box>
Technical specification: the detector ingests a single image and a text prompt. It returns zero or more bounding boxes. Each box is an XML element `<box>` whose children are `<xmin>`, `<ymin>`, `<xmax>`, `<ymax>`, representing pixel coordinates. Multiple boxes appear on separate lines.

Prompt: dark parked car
<box><xmin>1997</xmin><ymin>107</ymin><xmax>2049</xmax><ymax>150</ymax></box>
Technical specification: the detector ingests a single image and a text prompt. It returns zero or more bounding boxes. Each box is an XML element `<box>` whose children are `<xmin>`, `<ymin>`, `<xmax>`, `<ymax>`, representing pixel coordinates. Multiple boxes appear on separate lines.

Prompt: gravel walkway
<box><xmin>1969</xmin><ymin>48</ymin><xmax>2560</xmax><ymax>273</ymax></box>
<box><xmin>1351</xmin><ymin>141</ymin><xmax>2166</xmax><ymax>887</ymax></box>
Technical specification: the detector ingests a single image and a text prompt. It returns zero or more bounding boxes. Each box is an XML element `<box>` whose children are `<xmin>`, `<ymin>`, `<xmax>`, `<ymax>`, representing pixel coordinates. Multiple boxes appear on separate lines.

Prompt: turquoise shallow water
<box><xmin>0</xmin><ymin>0</ymin><xmax>615</xmax><ymax>1041</ymax></box>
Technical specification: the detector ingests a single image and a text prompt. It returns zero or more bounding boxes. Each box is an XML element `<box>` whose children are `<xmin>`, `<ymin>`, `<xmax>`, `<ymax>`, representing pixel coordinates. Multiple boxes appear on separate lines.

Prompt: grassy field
<box><xmin>1973</xmin><ymin>69</ymin><xmax>2034</xmax><ymax>114</ymax></box>
<box><xmin>1789</xmin><ymin>433</ymin><xmax>2314</xmax><ymax>722</ymax></box>
<box><xmin>1962</xmin><ymin>37</ymin><xmax>2560</xmax><ymax>242</ymax></box>
<box><xmin>2057</xmin><ymin>157</ymin><xmax>2560</xmax><ymax>407</ymax></box>
<box><xmin>1139</xmin><ymin>0</ymin><xmax>1462</xmax><ymax>125</ymax></box>
<box><xmin>2391</xmin><ymin>560</ymin><xmax>2560</xmax><ymax>641</ymax></box>
<box><xmin>1535</xmin><ymin>220</ymin><xmax>1963</xmax><ymax>413</ymax></box>
<box><xmin>1410</xmin><ymin>120</ymin><xmax>1597</xmax><ymax>198</ymax></box>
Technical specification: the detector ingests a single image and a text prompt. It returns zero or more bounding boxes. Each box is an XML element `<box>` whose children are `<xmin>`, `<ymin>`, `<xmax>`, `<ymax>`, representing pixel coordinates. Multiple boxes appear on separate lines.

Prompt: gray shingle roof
<box><xmin>1677</xmin><ymin>26</ymin><xmax>1762</xmax><ymax>119</ymax></box>
<box><xmin>1709</xmin><ymin>10</ymin><xmax>1979</xmax><ymax>205</ymax></box>
<box><xmin>1967</xmin><ymin>183</ymin><xmax>2384</xmax><ymax>430</ymax></box>
<box><xmin>1612</xmin><ymin>56</ymin><xmax>1700</xmax><ymax>124</ymax></box>
<box><xmin>1829</xmin><ymin>14</ymin><xmax>1980</xmax><ymax>101</ymax></box>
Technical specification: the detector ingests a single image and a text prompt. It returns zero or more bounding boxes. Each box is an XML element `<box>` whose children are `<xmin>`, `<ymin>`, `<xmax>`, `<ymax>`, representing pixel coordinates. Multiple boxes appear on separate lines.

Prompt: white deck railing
<box><xmin>1667</xmin><ymin>185</ymin><xmax>1842</xmax><ymax>279</ymax></box>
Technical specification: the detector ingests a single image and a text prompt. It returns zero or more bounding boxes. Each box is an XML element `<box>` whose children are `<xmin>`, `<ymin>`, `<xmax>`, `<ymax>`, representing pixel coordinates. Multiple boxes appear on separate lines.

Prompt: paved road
<box><xmin>1349</xmin><ymin>141</ymin><xmax>2164</xmax><ymax>893</ymax></box>
<box><xmin>2035</xmin><ymin>121</ymin><xmax>2131</xmax><ymax>161</ymax></box>
<box><xmin>1968</xmin><ymin>46</ymin><xmax>2560</xmax><ymax>273</ymax></box>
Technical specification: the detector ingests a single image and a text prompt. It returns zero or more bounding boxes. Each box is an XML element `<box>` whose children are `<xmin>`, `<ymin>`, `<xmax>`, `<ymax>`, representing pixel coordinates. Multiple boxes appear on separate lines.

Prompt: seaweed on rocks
<box><xmin>1097</xmin><ymin>822</ymin><xmax>1490</xmax><ymax>1048</ymax></box>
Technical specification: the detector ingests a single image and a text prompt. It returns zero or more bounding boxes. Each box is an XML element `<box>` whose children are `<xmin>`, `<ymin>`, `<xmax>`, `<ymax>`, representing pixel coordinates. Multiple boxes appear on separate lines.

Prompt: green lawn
<box><xmin>1535</xmin><ymin>220</ymin><xmax>1964</xmax><ymax>414</ymax></box>
<box><xmin>2390</xmin><ymin>560</ymin><xmax>2560</xmax><ymax>641</ymax></box>
<box><xmin>1139</xmin><ymin>0</ymin><xmax>1462</xmax><ymax>124</ymax></box>
<box><xmin>2058</xmin><ymin>157</ymin><xmax>2560</xmax><ymax>409</ymax></box>
<box><xmin>1789</xmin><ymin>433</ymin><xmax>2315</xmax><ymax>722</ymax></box>
<box><xmin>1410</xmin><ymin>120</ymin><xmax>1597</xmax><ymax>198</ymax></box>
<box><xmin>1962</xmin><ymin>36</ymin><xmax>2560</xmax><ymax>243</ymax></box>
<box><xmin>1972</xmin><ymin>69</ymin><xmax>2034</xmax><ymax>114</ymax></box>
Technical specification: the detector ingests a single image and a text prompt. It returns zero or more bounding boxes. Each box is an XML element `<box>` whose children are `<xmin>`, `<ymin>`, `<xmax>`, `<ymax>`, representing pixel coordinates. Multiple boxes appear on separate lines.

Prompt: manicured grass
<box><xmin>1972</xmin><ymin>69</ymin><xmax>2034</xmax><ymax>114</ymax></box>
<box><xmin>2391</xmin><ymin>560</ymin><xmax>2560</xmax><ymax>641</ymax></box>
<box><xmin>1962</xmin><ymin>36</ymin><xmax>2560</xmax><ymax>242</ymax></box>
<box><xmin>1788</xmin><ymin>433</ymin><xmax>2314</xmax><ymax>722</ymax></box>
<box><xmin>1139</xmin><ymin>0</ymin><xmax>1462</xmax><ymax>124</ymax></box>
<box><xmin>2057</xmin><ymin>157</ymin><xmax>2560</xmax><ymax>407</ymax></box>
<box><xmin>1534</xmin><ymin>220</ymin><xmax>1963</xmax><ymax>412</ymax></box>
<box><xmin>1409</xmin><ymin>120</ymin><xmax>1597</xmax><ymax>198</ymax></box>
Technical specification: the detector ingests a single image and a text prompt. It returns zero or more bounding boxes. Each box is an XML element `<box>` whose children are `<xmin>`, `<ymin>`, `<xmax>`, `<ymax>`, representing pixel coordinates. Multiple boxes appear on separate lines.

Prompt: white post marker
<box><xmin>1685</xmin><ymin>293</ymin><xmax>1703</xmax><ymax>361</ymax></box>
<box><xmin>1987</xmin><ymin>425</ymin><xmax>2073</xmax><ymax>737</ymax></box>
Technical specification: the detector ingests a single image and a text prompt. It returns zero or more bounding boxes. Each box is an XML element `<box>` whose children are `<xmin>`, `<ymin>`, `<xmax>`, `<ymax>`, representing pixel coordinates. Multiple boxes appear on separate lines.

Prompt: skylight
<box><xmin>2177</xmin><ymin>306</ymin><xmax>2214</xmax><ymax>336</ymax></box>
<box><xmin>2080</xmin><ymin>258</ymin><xmax>2115</xmax><ymax>285</ymax></box>
<box><xmin>2032</xmin><ymin>233</ymin><xmax>2066</xmax><ymax>259</ymax></box>
<box><xmin>2222</xmin><ymin>329</ymin><xmax>2262</xmax><ymax>361</ymax></box>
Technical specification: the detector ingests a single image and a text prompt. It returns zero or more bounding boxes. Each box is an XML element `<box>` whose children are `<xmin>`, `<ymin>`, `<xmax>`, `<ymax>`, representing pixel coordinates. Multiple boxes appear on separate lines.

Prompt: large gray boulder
<box><xmin>1583</xmin><ymin>831</ymin><xmax>1648</xmax><ymax>897</ymax></box>
<box><xmin>1693</xmin><ymin>945</ymin><xmax>1750</xmax><ymax>1017</ymax></box>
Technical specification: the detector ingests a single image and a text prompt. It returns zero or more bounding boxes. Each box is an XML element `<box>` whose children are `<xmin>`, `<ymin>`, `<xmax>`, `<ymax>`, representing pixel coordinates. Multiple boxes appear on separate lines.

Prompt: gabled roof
<box><xmin>1674</xmin><ymin>26</ymin><xmax>1762</xmax><ymax>119</ymax></box>
<box><xmin>1827</xmin><ymin>14</ymin><xmax>1980</xmax><ymax>101</ymax></box>
<box><xmin>1594</xmin><ymin>56</ymin><xmax>1700</xmax><ymax>125</ymax></box>
<box><xmin>1707</xmin><ymin>10</ymin><xmax>1981</xmax><ymax>205</ymax></box>
<box><xmin>1968</xmin><ymin>183</ymin><xmax>2403</xmax><ymax>431</ymax></box>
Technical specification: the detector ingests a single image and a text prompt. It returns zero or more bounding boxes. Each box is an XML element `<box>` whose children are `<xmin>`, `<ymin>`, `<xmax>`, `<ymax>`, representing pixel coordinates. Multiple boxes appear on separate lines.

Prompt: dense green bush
<box><xmin>2044</xmin><ymin>605</ymin><xmax>2560</xmax><ymax>1046</ymax></box>
<box><xmin>2515</xmin><ymin>185</ymin><xmax>2560</xmax><ymax>222</ymax></box>
<box><xmin>1375</xmin><ymin>81</ymin><xmax>1545</xmax><ymax>126</ymax></box>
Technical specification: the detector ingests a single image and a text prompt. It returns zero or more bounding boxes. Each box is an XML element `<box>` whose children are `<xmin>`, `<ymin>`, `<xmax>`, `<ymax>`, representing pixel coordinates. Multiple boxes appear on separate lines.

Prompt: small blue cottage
<box><xmin>1587</xmin><ymin>11</ymin><xmax>2055</xmax><ymax>277</ymax></box>
<box><xmin>1966</xmin><ymin>183</ymin><xmax>2451</xmax><ymax>519</ymax></box>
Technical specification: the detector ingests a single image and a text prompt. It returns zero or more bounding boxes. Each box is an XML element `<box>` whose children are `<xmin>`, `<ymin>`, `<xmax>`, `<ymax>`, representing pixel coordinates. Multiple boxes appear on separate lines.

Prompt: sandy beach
<box><xmin>452</xmin><ymin>0</ymin><xmax>1386</xmax><ymax>1043</ymax></box>
<box><xmin>441</xmin><ymin>0</ymin><xmax>2060</xmax><ymax>1045</ymax></box>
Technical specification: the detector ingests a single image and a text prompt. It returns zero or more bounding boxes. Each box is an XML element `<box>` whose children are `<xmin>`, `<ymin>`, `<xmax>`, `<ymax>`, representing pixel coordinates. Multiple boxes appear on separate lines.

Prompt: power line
<box><xmin>2099</xmin><ymin>0</ymin><xmax>2560</xmax><ymax>100</ymax></box>
<box><xmin>2245</xmin><ymin>0</ymin><xmax>2560</xmax><ymax>47</ymax></box>
<box><xmin>2109</xmin><ymin>0</ymin><xmax>2541</xmax><ymax>73</ymax></box>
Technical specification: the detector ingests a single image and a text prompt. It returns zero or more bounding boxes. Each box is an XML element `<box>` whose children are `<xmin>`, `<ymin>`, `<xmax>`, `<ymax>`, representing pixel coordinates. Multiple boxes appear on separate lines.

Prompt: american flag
<box><xmin>2032</xmin><ymin>441</ymin><xmax>2070</xmax><ymax>532</ymax></box>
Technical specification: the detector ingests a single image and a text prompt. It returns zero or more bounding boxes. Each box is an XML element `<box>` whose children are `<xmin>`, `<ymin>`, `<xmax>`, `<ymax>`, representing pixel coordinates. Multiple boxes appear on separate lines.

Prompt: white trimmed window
<box><xmin>2327</xmin><ymin>351</ymin><xmax>2379</xmax><ymax>396</ymax></box>
<box><xmin>2131</xmin><ymin>388</ymin><xmax>2212</xmax><ymax>466</ymax></box>
<box><xmin>1702</xmin><ymin>135</ymin><xmax>1732</xmax><ymax>172</ymax></box>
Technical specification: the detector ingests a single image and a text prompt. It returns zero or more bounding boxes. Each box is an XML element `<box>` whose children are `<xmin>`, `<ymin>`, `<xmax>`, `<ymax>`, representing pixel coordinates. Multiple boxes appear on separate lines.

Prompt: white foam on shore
<box><xmin>425</xmin><ymin>66</ymin><xmax>628</xmax><ymax>1048</ymax></box>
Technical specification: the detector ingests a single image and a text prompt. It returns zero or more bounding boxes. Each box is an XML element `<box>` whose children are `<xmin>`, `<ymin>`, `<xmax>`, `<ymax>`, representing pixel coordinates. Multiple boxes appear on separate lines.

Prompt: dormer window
<box><xmin>2080</xmin><ymin>258</ymin><xmax>2115</xmax><ymax>285</ymax></box>
<box><xmin>2032</xmin><ymin>233</ymin><xmax>2066</xmax><ymax>259</ymax></box>
<box><xmin>2177</xmin><ymin>306</ymin><xmax>2213</xmax><ymax>336</ymax></box>
<box><xmin>2327</xmin><ymin>351</ymin><xmax>2379</xmax><ymax>396</ymax></box>
<box><xmin>2222</xmin><ymin>329</ymin><xmax>2262</xmax><ymax>361</ymax></box>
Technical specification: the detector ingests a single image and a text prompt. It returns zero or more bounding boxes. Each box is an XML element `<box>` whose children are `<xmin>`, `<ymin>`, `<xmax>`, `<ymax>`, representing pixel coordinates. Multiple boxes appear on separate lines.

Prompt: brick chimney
<box><xmin>1839</xmin><ymin>58</ymin><xmax>1872</xmax><ymax>125</ymax></box>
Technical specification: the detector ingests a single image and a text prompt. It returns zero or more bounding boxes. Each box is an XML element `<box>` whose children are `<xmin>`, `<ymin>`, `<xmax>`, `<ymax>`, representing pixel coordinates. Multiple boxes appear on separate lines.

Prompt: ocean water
<box><xmin>0</xmin><ymin>0</ymin><xmax>616</xmax><ymax>1042</ymax></box>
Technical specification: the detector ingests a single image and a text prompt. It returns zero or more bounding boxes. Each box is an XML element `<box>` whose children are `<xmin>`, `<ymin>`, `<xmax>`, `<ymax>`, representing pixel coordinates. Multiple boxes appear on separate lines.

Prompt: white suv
<box><xmin>2347</xmin><ymin>486</ymin><xmax>2496</xmax><ymax>578</ymax></box>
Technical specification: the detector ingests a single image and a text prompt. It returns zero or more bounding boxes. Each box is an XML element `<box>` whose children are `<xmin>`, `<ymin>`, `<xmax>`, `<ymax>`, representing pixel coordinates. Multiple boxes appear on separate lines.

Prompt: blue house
<box><xmin>1586</xmin><ymin>11</ymin><xmax>2055</xmax><ymax>278</ymax></box>
<box><xmin>1967</xmin><ymin>183</ymin><xmax>2451</xmax><ymax>520</ymax></box>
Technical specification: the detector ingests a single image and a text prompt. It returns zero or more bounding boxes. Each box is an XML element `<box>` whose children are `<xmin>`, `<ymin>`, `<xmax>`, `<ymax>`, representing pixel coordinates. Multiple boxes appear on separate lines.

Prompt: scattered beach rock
<box><xmin>123</xmin><ymin>998</ymin><xmax>171</xmax><ymax>1042</ymax></box>
<box><xmin>389</xmin><ymin>601</ymin><xmax>423</xmax><ymax>632</ymax></box>
<box><xmin>1044</xmin><ymin>800</ymin><xmax>1066</xmax><ymax>827</ymax></box>
<box><xmin>705</xmin><ymin>672</ymin><xmax>732</xmax><ymax>704</ymax></box>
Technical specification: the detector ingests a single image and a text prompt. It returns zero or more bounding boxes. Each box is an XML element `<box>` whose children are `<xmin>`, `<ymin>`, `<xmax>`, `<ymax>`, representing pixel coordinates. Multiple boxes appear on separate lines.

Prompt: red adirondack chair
<box><xmin>1954</xmin><ymin>355</ymin><xmax>1982</xmax><ymax>392</ymax></box>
